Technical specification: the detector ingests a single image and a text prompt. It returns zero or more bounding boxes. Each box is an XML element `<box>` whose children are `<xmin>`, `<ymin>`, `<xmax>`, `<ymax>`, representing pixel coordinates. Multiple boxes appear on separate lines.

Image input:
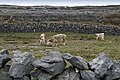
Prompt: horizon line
<box><xmin>0</xmin><ymin>3</ymin><xmax>120</xmax><ymax>7</ymax></box>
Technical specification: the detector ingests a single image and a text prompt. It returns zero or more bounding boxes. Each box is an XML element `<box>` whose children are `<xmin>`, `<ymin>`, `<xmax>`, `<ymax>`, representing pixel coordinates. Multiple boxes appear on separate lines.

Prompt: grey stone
<box><xmin>32</xmin><ymin>51</ymin><xmax>66</xmax><ymax>75</ymax></box>
<box><xmin>0</xmin><ymin>49</ymin><xmax>11</xmax><ymax>68</ymax></box>
<box><xmin>0</xmin><ymin>66</ymin><xmax>12</xmax><ymax>80</ymax></box>
<box><xmin>0</xmin><ymin>49</ymin><xmax>9</xmax><ymax>55</ymax></box>
<box><xmin>63</xmin><ymin>53</ymin><xmax>89</xmax><ymax>70</ymax></box>
<box><xmin>13</xmin><ymin>76</ymin><xmax>29</xmax><ymax>80</ymax></box>
<box><xmin>89</xmin><ymin>52</ymin><xmax>113</xmax><ymax>78</ymax></box>
<box><xmin>12</xmin><ymin>50</ymin><xmax>22</xmax><ymax>54</ymax></box>
<box><xmin>13</xmin><ymin>76</ymin><xmax>30</xmax><ymax>80</ymax></box>
<box><xmin>80</xmin><ymin>70</ymin><xmax>100</xmax><ymax>80</ymax></box>
<box><xmin>31</xmin><ymin>69</ymin><xmax>53</xmax><ymax>80</ymax></box>
<box><xmin>105</xmin><ymin>60</ymin><xmax>120</xmax><ymax>80</ymax></box>
<box><xmin>52</xmin><ymin>66</ymin><xmax>80</xmax><ymax>80</ymax></box>
<box><xmin>9</xmin><ymin>51</ymin><xmax>34</xmax><ymax>78</ymax></box>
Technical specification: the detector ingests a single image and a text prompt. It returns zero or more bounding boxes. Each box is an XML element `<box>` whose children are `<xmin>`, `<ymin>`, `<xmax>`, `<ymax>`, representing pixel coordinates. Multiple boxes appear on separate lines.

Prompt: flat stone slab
<box><xmin>32</xmin><ymin>51</ymin><xmax>66</xmax><ymax>76</ymax></box>
<box><xmin>63</xmin><ymin>53</ymin><xmax>89</xmax><ymax>70</ymax></box>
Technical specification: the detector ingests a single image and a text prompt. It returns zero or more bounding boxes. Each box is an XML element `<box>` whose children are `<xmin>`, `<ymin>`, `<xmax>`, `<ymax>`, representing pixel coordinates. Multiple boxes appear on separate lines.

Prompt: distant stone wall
<box><xmin>6</xmin><ymin>13</ymin><xmax>100</xmax><ymax>22</ymax></box>
<box><xmin>0</xmin><ymin>49</ymin><xmax>120</xmax><ymax>80</ymax></box>
<box><xmin>0</xmin><ymin>5</ymin><xmax>120</xmax><ymax>33</ymax></box>
<box><xmin>0</xmin><ymin>22</ymin><xmax>120</xmax><ymax>35</ymax></box>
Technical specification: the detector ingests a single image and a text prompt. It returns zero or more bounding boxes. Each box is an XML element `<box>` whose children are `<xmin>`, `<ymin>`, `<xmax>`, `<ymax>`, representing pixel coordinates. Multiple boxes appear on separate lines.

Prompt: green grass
<box><xmin>0</xmin><ymin>32</ymin><xmax>120</xmax><ymax>61</ymax></box>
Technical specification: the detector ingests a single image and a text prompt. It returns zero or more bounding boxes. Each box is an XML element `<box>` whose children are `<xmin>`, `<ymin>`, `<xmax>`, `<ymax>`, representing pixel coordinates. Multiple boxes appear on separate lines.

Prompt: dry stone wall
<box><xmin>0</xmin><ymin>49</ymin><xmax>120</xmax><ymax>80</ymax></box>
<box><xmin>0</xmin><ymin>22</ymin><xmax>120</xmax><ymax>35</ymax></box>
<box><xmin>0</xmin><ymin>5</ymin><xmax>120</xmax><ymax>35</ymax></box>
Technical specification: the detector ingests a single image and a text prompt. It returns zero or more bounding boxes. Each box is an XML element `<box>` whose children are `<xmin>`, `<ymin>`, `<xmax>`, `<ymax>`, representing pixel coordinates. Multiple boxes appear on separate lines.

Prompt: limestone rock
<box><xmin>89</xmin><ymin>52</ymin><xmax>113</xmax><ymax>78</ymax></box>
<box><xmin>52</xmin><ymin>66</ymin><xmax>80</xmax><ymax>80</ymax></box>
<box><xmin>31</xmin><ymin>69</ymin><xmax>53</xmax><ymax>80</ymax></box>
<box><xmin>0</xmin><ymin>49</ymin><xmax>11</xmax><ymax>68</ymax></box>
<box><xmin>32</xmin><ymin>51</ymin><xmax>66</xmax><ymax>75</ymax></box>
<box><xmin>80</xmin><ymin>70</ymin><xmax>100</xmax><ymax>80</ymax></box>
<box><xmin>63</xmin><ymin>53</ymin><xmax>89</xmax><ymax>70</ymax></box>
<box><xmin>9</xmin><ymin>51</ymin><xmax>34</xmax><ymax>78</ymax></box>
<box><xmin>105</xmin><ymin>60</ymin><xmax>120</xmax><ymax>80</ymax></box>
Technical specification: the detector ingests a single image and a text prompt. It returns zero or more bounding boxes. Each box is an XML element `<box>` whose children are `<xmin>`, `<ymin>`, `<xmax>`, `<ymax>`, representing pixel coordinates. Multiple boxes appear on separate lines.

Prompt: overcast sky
<box><xmin>0</xmin><ymin>0</ymin><xmax>120</xmax><ymax>6</ymax></box>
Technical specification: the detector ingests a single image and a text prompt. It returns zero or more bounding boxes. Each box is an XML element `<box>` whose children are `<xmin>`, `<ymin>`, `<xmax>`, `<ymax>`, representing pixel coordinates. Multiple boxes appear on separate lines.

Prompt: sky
<box><xmin>0</xmin><ymin>0</ymin><xmax>120</xmax><ymax>6</ymax></box>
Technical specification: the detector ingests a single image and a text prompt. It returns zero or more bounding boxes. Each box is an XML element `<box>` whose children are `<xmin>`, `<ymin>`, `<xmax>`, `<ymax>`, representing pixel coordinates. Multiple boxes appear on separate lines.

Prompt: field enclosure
<box><xmin>0</xmin><ymin>32</ymin><xmax>120</xmax><ymax>61</ymax></box>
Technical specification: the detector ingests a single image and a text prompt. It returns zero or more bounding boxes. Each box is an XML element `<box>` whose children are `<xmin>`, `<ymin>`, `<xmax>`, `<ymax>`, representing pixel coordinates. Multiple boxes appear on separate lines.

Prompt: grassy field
<box><xmin>0</xmin><ymin>32</ymin><xmax>120</xmax><ymax>61</ymax></box>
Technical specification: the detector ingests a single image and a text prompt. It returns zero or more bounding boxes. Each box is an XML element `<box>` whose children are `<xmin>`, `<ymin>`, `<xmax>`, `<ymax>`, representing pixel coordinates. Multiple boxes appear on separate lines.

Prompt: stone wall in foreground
<box><xmin>0</xmin><ymin>49</ymin><xmax>120</xmax><ymax>80</ymax></box>
<box><xmin>0</xmin><ymin>22</ymin><xmax>120</xmax><ymax>35</ymax></box>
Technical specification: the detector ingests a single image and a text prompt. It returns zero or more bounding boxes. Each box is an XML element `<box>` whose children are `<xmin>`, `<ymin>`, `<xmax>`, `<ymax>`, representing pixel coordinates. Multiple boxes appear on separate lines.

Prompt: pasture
<box><xmin>0</xmin><ymin>32</ymin><xmax>120</xmax><ymax>61</ymax></box>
